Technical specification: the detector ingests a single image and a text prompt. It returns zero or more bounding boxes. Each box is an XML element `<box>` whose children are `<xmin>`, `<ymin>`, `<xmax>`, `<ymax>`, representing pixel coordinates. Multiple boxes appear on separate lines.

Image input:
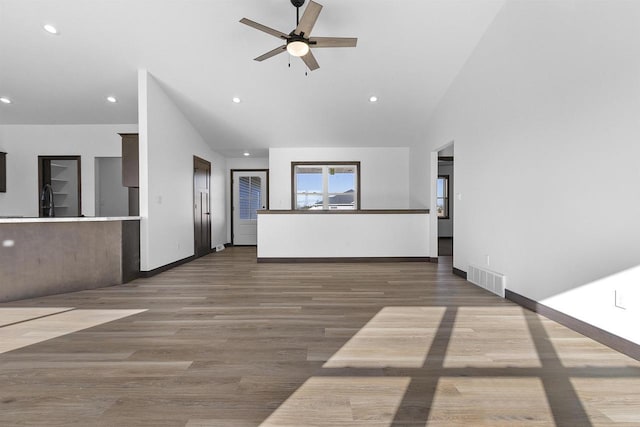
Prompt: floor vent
<box><xmin>468</xmin><ymin>265</ymin><xmax>506</xmax><ymax>298</ymax></box>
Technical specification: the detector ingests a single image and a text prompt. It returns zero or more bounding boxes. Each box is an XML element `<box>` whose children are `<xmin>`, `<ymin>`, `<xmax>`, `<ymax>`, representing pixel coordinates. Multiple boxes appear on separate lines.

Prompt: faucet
<box><xmin>40</xmin><ymin>183</ymin><xmax>55</xmax><ymax>217</ymax></box>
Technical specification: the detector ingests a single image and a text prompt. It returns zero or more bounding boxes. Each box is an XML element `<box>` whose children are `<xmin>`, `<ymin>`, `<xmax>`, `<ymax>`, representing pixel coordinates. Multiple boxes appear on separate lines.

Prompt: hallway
<box><xmin>1</xmin><ymin>247</ymin><xmax>639</xmax><ymax>426</ymax></box>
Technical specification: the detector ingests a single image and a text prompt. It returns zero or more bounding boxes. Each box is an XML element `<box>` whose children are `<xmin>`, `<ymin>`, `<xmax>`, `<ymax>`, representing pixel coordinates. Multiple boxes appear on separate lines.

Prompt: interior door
<box><xmin>232</xmin><ymin>170</ymin><xmax>267</xmax><ymax>245</ymax></box>
<box><xmin>194</xmin><ymin>156</ymin><xmax>211</xmax><ymax>257</ymax></box>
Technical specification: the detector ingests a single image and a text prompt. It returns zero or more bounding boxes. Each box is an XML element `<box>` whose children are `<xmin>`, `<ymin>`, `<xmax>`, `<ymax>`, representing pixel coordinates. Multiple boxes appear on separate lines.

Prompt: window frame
<box><xmin>437</xmin><ymin>174</ymin><xmax>450</xmax><ymax>219</ymax></box>
<box><xmin>291</xmin><ymin>161</ymin><xmax>361</xmax><ymax>210</ymax></box>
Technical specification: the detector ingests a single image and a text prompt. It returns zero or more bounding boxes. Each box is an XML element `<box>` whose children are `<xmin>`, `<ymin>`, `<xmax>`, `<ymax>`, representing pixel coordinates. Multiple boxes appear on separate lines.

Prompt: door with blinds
<box><xmin>232</xmin><ymin>170</ymin><xmax>268</xmax><ymax>245</ymax></box>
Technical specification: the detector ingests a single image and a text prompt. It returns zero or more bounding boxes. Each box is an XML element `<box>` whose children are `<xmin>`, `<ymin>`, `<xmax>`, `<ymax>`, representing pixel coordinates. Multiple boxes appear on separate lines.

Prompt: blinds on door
<box><xmin>239</xmin><ymin>176</ymin><xmax>262</xmax><ymax>220</ymax></box>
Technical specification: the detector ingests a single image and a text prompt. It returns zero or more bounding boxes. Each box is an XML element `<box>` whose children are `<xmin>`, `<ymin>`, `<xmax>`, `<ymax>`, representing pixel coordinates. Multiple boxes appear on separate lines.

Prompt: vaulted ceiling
<box><xmin>0</xmin><ymin>0</ymin><xmax>504</xmax><ymax>157</ymax></box>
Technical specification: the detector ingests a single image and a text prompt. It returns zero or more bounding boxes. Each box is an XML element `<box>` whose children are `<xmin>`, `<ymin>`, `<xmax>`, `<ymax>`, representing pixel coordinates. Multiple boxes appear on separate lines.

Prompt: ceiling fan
<box><xmin>240</xmin><ymin>0</ymin><xmax>358</xmax><ymax>71</ymax></box>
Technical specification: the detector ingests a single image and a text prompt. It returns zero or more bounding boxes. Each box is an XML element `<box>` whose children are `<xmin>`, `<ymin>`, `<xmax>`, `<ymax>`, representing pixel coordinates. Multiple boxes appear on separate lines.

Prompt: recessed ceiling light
<box><xmin>106</xmin><ymin>96</ymin><xmax>117</xmax><ymax>103</ymax></box>
<box><xmin>243</xmin><ymin>152</ymin><xmax>250</xmax><ymax>157</ymax></box>
<box><xmin>369</xmin><ymin>96</ymin><xmax>378</xmax><ymax>103</ymax></box>
<box><xmin>232</xmin><ymin>97</ymin><xmax>241</xmax><ymax>104</ymax></box>
<box><xmin>43</xmin><ymin>24</ymin><xmax>59</xmax><ymax>35</ymax></box>
<box><xmin>0</xmin><ymin>97</ymin><xmax>11</xmax><ymax>104</ymax></box>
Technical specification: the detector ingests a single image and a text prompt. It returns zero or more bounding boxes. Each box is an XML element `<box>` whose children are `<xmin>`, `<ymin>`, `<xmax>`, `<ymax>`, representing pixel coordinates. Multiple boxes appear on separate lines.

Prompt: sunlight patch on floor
<box><xmin>323</xmin><ymin>307</ymin><xmax>446</xmax><ymax>368</ymax></box>
<box><xmin>0</xmin><ymin>307</ymin><xmax>74</xmax><ymax>327</ymax></box>
<box><xmin>541</xmin><ymin>317</ymin><xmax>640</xmax><ymax>368</ymax></box>
<box><xmin>0</xmin><ymin>309</ymin><xmax>147</xmax><ymax>354</ymax></box>
<box><xmin>571</xmin><ymin>378</ymin><xmax>640</xmax><ymax>424</ymax></box>
<box><xmin>444</xmin><ymin>306</ymin><xmax>542</xmax><ymax>368</ymax></box>
<box><xmin>259</xmin><ymin>377</ymin><xmax>411</xmax><ymax>427</ymax></box>
<box><xmin>427</xmin><ymin>377</ymin><xmax>553</xmax><ymax>426</ymax></box>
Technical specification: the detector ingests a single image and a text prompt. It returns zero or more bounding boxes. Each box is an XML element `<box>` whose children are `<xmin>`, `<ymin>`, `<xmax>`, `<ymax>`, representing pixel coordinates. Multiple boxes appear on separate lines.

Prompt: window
<box><xmin>292</xmin><ymin>162</ymin><xmax>360</xmax><ymax>210</ymax></box>
<box><xmin>437</xmin><ymin>175</ymin><xmax>449</xmax><ymax>218</ymax></box>
<box><xmin>239</xmin><ymin>176</ymin><xmax>262</xmax><ymax>220</ymax></box>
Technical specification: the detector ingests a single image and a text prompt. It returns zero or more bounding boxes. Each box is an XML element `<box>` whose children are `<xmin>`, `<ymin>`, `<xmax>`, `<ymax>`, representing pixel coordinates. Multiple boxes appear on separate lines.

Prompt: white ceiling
<box><xmin>0</xmin><ymin>0</ymin><xmax>504</xmax><ymax>157</ymax></box>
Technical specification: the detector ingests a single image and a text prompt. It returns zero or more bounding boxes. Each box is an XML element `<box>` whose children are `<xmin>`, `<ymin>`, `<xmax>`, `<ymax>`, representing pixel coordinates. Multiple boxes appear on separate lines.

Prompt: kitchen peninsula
<box><xmin>0</xmin><ymin>216</ymin><xmax>140</xmax><ymax>303</ymax></box>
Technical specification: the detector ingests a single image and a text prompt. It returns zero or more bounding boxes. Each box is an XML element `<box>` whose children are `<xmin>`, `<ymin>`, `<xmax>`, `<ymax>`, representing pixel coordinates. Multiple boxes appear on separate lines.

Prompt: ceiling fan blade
<box><xmin>240</xmin><ymin>18</ymin><xmax>288</xmax><ymax>40</ymax></box>
<box><xmin>254</xmin><ymin>45</ymin><xmax>287</xmax><ymax>62</ymax></box>
<box><xmin>301</xmin><ymin>50</ymin><xmax>320</xmax><ymax>71</ymax></box>
<box><xmin>310</xmin><ymin>37</ymin><xmax>358</xmax><ymax>48</ymax></box>
<box><xmin>294</xmin><ymin>1</ymin><xmax>322</xmax><ymax>37</ymax></box>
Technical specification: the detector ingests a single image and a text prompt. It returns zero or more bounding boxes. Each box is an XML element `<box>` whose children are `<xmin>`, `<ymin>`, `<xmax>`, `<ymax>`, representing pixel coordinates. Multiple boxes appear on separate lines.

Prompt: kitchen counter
<box><xmin>0</xmin><ymin>216</ymin><xmax>141</xmax><ymax>223</ymax></box>
<box><xmin>0</xmin><ymin>217</ymin><xmax>140</xmax><ymax>302</ymax></box>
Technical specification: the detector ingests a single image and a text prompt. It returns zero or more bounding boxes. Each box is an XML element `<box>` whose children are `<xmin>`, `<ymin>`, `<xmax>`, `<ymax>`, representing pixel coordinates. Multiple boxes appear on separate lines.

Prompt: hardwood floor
<box><xmin>1</xmin><ymin>247</ymin><xmax>639</xmax><ymax>426</ymax></box>
<box><xmin>438</xmin><ymin>237</ymin><xmax>453</xmax><ymax>256</ymax></box>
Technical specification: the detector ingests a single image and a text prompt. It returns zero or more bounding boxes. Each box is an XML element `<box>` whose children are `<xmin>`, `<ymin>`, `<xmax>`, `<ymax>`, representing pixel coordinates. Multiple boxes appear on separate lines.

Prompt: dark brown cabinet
<box><xmin>120</xmin><ymin>133</ymin><xmax>139</xmax><ymax>188</ymax></box>
<box><xmin>0</xmin><ymin>152</ymin><xmax>5</xmax><ymax>192</ymax></box>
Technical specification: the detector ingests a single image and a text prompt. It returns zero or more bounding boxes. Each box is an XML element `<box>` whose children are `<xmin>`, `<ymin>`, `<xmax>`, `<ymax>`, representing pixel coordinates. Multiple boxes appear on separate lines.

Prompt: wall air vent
<box><xmin>468</xmin><ymin>265</ymin><xmax>506</xmax><ymax>298</ymax></box>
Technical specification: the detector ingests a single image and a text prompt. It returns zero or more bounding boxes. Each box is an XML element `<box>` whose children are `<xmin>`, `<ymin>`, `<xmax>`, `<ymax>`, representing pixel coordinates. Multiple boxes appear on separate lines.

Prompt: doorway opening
<box><xmin>38</xmin><ymin>155</ymin><xmax>81</xmax><ymax>217</ymax></box>
<box><xmin>194</xmin><ymin>156</ymin><xmax>211</xmax><ymax>258</ymax></box>
<box><xmin>437</xmin><ymin>154</ymin><xmax>454</xmax><ymax>256</ymax></box>
<box><xmin>429</xmin><ymin>142</ymin><xmax>454</xmax><ymax>264</ymax></box>
<box><xmin>231</xmin><ymin>169</ymin><xmax>269</xmax><ymax>245</ymax></box>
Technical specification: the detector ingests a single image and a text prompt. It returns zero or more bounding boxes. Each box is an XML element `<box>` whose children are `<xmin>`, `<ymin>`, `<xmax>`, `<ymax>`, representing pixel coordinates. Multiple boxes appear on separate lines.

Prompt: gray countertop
<box><xmin>0</xmin><ymin>216</ymin><xmax>142</xmax><ymax>224</ymax></box>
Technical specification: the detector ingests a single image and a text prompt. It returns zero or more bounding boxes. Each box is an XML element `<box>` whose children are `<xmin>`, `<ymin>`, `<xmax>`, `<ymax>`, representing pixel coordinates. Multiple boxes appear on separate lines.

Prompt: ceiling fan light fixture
<box><xmin>287</xmin><ymin>40</ymin><xmax>309</xmax><ymax>57</ymax></box>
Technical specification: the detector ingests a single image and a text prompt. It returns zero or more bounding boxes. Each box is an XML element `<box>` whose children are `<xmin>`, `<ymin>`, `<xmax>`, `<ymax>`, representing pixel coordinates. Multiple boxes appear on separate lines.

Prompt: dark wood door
<box><xmin>194</xmin><ymin>156</ymin><xmax>211</xmax><ymax>257</ymax></box>
<box><xmin>0</xmin><ymin>152</ymin><xmax>6</xmax><ymax>193</ymax></box>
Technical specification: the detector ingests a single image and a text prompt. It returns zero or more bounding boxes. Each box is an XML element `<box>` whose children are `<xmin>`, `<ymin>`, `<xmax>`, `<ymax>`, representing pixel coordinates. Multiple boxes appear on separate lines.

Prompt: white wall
<box><xmin>138</xmin><ymin>70</ymin><xmax>227</xmax><ymax>271</ymax></box>
<box><xmin>0</xmin><ymin>124</ymin><xmax>137</xmax><ymax>217</ymax></box>
<box><xmin>269</xmin><ymin>147</ymin><xmax>410</xmax><ymax>210</ymax></box>
<box><xmin>225</xmin><ymin>157</ymin><xmax>269</xmax><ymax>242</ymax></box>
<box><xmin>409</xmin><ymin>144</ymin><xmax>430</xmax><ymax>209</ymax></box>
<box><xmin>226</xmin><ymin>157</ymin><xmax>269</xmax><ymax>172</ymax></box>
<box><xmin>420</xmin><ymin>1</ymin><xmax>640</xmax><ymax>343</ymax></box>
